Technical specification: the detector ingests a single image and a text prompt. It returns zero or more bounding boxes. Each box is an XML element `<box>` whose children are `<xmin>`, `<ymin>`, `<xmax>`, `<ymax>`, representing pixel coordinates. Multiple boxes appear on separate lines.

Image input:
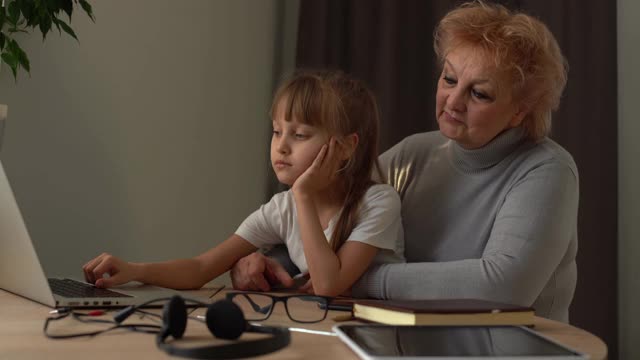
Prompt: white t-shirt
<box><xmin>235</xmin><ymin>184</ymin><xmax>405</xmax><ymax>273</ymax></box>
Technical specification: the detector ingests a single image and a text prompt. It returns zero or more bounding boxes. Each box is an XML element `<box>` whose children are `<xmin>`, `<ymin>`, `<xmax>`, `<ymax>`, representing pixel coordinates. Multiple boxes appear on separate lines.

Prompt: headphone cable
<box><xmin>44</xmin><ymin>286</ymin><xmax>225</xmax><ymax>339</ymax></box>
<box><xmin>43</xmin><ymin>310</ymin><xmax>162</xmax><ymax>339</ymax></box>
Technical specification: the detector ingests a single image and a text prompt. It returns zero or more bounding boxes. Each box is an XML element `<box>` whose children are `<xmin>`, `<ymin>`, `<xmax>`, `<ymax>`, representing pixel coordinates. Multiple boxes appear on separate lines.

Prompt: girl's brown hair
<box><xmin>270</xmin><ymin>70</ymin><xmax>383</xmax><ymax>252</ymax></box>
<box><xmin>434</xmin><ymin>1</ymin><xmax>568</xmax><ymax>141</ymax></box>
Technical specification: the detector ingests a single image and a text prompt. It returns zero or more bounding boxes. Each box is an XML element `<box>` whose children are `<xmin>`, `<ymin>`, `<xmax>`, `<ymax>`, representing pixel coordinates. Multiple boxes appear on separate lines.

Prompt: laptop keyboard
<box><xmin>48</xmin><ymin>278</ymin><xmax>132</xmax><ymax>298</ymax></box>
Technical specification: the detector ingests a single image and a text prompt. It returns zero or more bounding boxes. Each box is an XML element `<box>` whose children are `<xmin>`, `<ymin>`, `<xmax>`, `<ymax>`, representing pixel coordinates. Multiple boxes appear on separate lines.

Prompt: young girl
<box><xmin>83</xmin><ymin>70</ymin><xmax>404</xmax><ymax>297</ymax></box>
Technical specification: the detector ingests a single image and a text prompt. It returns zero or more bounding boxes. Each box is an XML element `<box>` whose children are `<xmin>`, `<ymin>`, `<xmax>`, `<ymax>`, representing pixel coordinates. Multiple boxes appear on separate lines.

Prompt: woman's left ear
<box><xmin>339</xmin><ymin>133</ymin><xmax>359</xmax><ymax>160</ymax></box>
<box><xmin>509</xmin><ymin>106</ymin><xmax>529</xmax><ymax>127</ymax></box>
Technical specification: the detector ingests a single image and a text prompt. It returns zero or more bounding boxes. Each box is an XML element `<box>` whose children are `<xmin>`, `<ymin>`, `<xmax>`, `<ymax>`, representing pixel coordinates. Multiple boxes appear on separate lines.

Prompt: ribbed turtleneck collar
<box><xmin>449</xmin><ymin>127</ymin><xmax>527</xmax><ymax>173</ymax></box>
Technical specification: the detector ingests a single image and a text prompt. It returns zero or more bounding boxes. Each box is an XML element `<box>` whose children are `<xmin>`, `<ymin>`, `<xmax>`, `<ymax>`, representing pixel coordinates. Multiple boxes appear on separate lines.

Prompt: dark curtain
<box><xmin>295</xmin><ymin>0</ymin><xmax>618</xmax><ymax>358</ymax></box>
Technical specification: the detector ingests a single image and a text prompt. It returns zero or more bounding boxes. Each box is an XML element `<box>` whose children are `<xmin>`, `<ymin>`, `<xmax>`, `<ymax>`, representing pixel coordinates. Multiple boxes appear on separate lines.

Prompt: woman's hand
<box><xmin>292</xmin><ymin>137</ymin><xmax>342</xmax><ymax>197</ymax></box>
<box><xmin>298</xmin><ymin>278</ymin><xmax>315</xmax><ymax>294</ymax></box>
<box><xmin>230</xmin><ymin>252</ymin><xmax>294</xmax><ymax>291</ymax></box>
<box><xmin>82</xmin><ymin>253</ymin><xmax>139</xmax><ymax>288</ymax></box>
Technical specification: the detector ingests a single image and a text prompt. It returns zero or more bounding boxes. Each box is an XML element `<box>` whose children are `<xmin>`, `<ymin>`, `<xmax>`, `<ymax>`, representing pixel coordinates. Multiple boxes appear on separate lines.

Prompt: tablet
<box><xmin>333</xmin><ymin>324</ymin><xmax>587</xmax><ymax>359</ymax></box>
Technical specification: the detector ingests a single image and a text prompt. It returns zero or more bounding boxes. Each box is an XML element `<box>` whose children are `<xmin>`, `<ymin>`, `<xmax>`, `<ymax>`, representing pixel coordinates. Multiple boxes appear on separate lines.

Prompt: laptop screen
<box><xmin>0</xmin><ymin>161</ymin><xmax>56</xmax><ymax>307</ymax></box>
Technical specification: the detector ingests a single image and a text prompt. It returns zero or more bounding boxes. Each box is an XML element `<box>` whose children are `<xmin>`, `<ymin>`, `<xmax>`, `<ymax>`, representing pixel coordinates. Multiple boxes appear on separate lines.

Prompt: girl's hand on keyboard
<box><xmin>82</xmin><ymin>253</ymin><xmax>138</xmax><ymax>288</ymax></box>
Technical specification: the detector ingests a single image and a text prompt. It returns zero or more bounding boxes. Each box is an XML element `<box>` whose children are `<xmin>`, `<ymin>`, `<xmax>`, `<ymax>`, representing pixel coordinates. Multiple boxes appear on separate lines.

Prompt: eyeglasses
<box><xmin>225</xmin><ymin>291</ymin><xmax>330</xmax><ymax>323</ymax></box>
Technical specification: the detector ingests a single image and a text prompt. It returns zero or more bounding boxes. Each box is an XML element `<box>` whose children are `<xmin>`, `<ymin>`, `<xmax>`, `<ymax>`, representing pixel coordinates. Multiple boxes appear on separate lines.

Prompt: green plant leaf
<box><xmin>45</xmin><ymin>0</ymin><xmax>60</xmax><ymax>13</ymax></box>
<box><xmin>38</xmin><ymin>14</ymin><xmax>52</xmax><ymax>39</ymax></box>
<box><xmin>25</xmin><ymin>1</ymin><xmax>40</xmax><ymax>27</ymax></box>
<box><xmin>52</xmin><ymin>18</ymin><xmax>60</xmax><ymax>32</ymax></box>
<box><xmin>4</xmin><ymin>38</ymin><xmax>30</xmax><ymax>76</ymax></box>
<box><xmin>60</xmin><ymin>0</ymin><xmax>73</xmax><ymax>19</ymax></box>
<box><xmin>0</xmin><ymin>6</ymin><xmax>6</xmax><ymax>29</ymax></box>
<box><xmin>6</xmin><ymin>37</ymin><xmax>18</xmax><ymax>52</ymax></box>
<box><xmin>7</xmin><ymin>1</ymin><xmax>21</xmax><ymax>24</ymax></box>
<box><xmin>52</xmin><ymin>17</ymin><xmax>76</xmax><ymax>40</ymax></box>
<box><xmin>78</xmin><ymin>0</ymin><xmax>95</xmax><ymax>22</ymax></box>
<box><xmin>1</xmin><ymin>0</ymin><xmax>94</xmax><ymax>81</ymax></box>
<box><xmin>19</xmin><ymin>0</ymin><xmax>35</xmax><ymax>23</ymax></box>
<box><xmin>9</xmin><ymin>39</ymin><xmax>30</xmax><ymax>72</ymax></box>
<box><xmin>1</xmin><ymin>51</ymin><xmax>19</xmax><ymax>80</ymax></box>
<box><xmin>1</xmin><ymin>51</ymin><xmax>17</xmax><ymax>67</ymax></box>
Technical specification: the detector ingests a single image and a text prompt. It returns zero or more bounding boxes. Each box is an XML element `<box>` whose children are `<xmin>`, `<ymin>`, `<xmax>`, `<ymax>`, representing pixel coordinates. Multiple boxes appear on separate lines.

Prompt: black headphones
<box><xmin>115</xmin><ymin>295</ymin><xmax>290</xmax><ymax>359</ymax></box>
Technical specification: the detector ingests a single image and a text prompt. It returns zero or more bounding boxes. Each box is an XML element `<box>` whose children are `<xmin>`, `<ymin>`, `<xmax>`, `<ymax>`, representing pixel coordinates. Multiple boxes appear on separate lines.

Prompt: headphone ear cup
<box><xmin>162</xmin><ymin>295</ymin><xmax>188</xmax><ymax>340</ymax></box>
<box><xmin>205</xmin><ymin>300</ymin><xmax>246</xmax><ymax>340</ymax></box>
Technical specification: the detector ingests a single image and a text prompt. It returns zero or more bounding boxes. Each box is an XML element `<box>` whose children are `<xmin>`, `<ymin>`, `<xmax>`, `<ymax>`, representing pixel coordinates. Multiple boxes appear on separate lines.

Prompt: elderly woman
<box><xmin>231</xmin><ymin>1</ymin><xmax>577</xmax><ymax>323</ymax></box>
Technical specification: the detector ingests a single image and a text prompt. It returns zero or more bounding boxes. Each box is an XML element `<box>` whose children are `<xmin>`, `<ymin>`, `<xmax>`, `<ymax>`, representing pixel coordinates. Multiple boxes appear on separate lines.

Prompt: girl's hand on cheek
<box><xmin>292</xmin><ymin>137</ymin><xmax>341</xmax><ymax>197</ymax></box>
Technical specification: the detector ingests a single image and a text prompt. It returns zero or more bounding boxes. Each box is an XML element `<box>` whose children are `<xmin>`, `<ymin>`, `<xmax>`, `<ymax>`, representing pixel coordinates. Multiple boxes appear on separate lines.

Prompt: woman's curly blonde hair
<box><xmin>434</xmin><ymin>1</ymin><xmax>568</xmax><ymax>141</ymax></box>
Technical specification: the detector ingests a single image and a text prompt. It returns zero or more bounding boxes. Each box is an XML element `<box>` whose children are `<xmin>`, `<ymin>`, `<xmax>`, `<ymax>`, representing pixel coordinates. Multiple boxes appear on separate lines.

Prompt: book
<box><xmin>353</xmin><ymin>299</ymin><xmax>534</xmax><ymax>326</ymax></box>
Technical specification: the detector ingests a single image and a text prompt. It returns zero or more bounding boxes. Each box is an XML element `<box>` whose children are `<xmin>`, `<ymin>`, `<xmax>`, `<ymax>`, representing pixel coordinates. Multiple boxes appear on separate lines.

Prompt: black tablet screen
<box><xmin>339</xmin><ymin>325</ymin><xmax>583</xmax><ymax>357</ymax></box>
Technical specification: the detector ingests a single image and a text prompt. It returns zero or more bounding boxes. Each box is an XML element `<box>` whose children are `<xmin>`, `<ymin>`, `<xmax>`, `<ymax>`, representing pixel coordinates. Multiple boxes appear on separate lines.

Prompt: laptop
<box><xmin>0</xmin><ymin>160</ymin><xmax>214</xmax><ymax>308</ymax></box>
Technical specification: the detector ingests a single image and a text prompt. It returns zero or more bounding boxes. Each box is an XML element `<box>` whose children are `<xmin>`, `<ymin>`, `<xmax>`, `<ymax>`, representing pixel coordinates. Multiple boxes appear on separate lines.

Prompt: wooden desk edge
<box><xmin>0</xmin><ymin>289</ymin><xmax>608</xmax><ymax>360</ymax></box>
<box><xmin>533</xmin><ymin>316</ymin><xmax>608</xmax><ymax>359</ymax></box>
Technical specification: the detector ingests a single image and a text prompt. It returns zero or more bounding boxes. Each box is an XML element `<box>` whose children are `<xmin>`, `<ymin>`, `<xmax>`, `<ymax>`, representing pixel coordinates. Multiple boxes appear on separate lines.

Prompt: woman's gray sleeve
<box><xmin>351</xmin><ymin>161</ymin><xmax>579</xmax><ymax>307</ymax></box>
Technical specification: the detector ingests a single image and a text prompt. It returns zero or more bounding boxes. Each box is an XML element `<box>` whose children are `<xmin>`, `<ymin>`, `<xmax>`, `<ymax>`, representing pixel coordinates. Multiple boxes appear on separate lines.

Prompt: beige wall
<box><xmin>618</xmin><ymin>0</ymin><xmax>640</xmax><ymax>357</ymax></box>
<box><xmin>0</xmin><ymin>0</ymin><xmax>298</xmax><ymax>285</ymax></box>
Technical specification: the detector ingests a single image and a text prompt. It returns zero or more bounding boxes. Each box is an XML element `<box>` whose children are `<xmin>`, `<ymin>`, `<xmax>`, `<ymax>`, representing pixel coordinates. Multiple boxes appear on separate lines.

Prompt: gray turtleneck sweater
<box><xmin>351</xmin><ymin>127</ymin><xmax>579</xmax><ymax>323</ymax></box>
